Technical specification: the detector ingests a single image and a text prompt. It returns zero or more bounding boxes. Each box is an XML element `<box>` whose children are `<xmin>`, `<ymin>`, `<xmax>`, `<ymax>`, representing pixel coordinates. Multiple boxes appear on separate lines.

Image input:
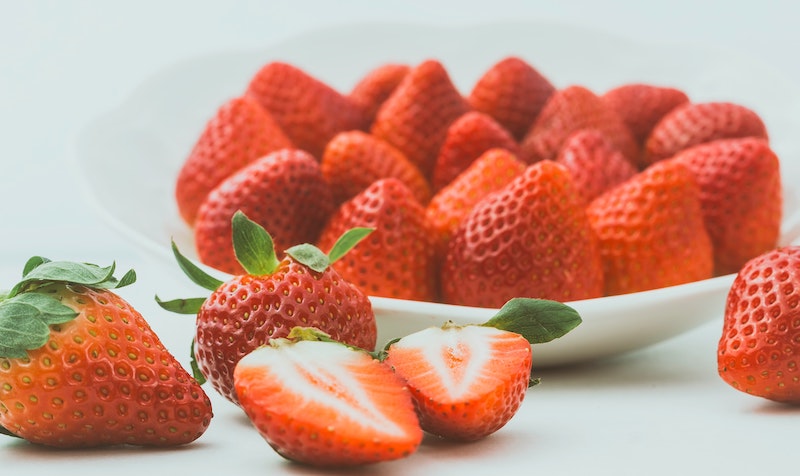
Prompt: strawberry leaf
<box><xmin>328</xmin><ymin>227</ymin><xmax>374</xmax><ymax>263</ymax></box>
<box><xmin>21</xmin><ymin>256</ymin><xmax>50</xmax><ymax>276</ymax></box>
<box><xmin>483</xmin><ymin>297</ymin><xmax>582</xmax><ymax>344</ymax></box>
<box><xmin>0</xmin><ymin>292</ymin><xmax>78</xmax><ymax>358</ymax></box>
<box><xmin>155</xmin><ymin>295</ymin><xmax>206</xmax><ymax>315</ymax></box>
<box><xmin>7</xmin><ymin>260</ymin><xmax>136</xmax><ymax>297</ymax></box>
<box><xmin>171</xmin><ymin>240</ymin><xmax>224</xmax><ymax>291</ymax></box>
<box><xmin>232</xmin><ymin>210</ymin><xmax>280</xmax><ymax>276</ymax></box>
<box><xmin>286</xmin><ymin>244</ymin><xmax>329</xmax><ymax>273</ymax></box>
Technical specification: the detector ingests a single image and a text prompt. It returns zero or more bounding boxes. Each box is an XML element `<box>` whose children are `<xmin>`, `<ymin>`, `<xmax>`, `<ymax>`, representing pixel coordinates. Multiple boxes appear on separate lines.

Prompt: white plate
<box><xmin>75</xmin><ymin>21</ymin><xmax>800</xmax><ymax>367</ymax></box>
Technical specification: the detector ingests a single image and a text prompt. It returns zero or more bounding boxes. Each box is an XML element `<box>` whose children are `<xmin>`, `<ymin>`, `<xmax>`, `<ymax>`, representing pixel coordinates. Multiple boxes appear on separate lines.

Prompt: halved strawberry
<box><xmin>383</xmin><ymin>298</ymin><xmax>581</xmax><ymax>441</ymax></box>
<box><xmin>234</xmin><ymin>328</ymin><xmax>422</xmax><ymax>467</ymax></box>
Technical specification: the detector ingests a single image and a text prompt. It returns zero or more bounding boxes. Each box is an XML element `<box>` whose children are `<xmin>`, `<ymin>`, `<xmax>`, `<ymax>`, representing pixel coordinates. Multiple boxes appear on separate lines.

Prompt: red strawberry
<box><xmin>234</xmin><ymin>328</ymin><xmax>422</xmax><ymax>467</ymax></box>
<box><xmin>426</xmin><ymin>148</ymin><xmax>526</xmax><ymax>257</ymax></box>
<box><xmin>158</xmin><ymin>212</ymin><xmax>377</xmax><ymax>406</ymax></box>
<box><xmin>467</xmin><ymin>56</ymin><xmax>556</xmax><ymax>141</ymax></box>
<box><xmin>431</xmin><ymin>111</ymin><xmax>520</xmax><ymax>192</ymax></box>
<box><xmin>601</xmin><ymin>83</ymin><xmax>689</xmax><ymax>153</ymax></box>
<box><xmin>0</xmin><ymin>258</ymin><xmax>212</xmax><ymax>448</ymax></box>
<box><xmin>245</xmin><ymin>61</ymin><xmax>367</xmax><ymax>159</ymax></box>
<box><xmin>175</xmin><ymin>95</ymin><xmax>293</xmax><ymax>225</ymax></box>
<box><xmin>384</xmin><ymin>298</ymin><xmax>581</xmax><ymax>441</ymax></box>
<box><xmin>586</xmin><ymin>159</ymin><xmax>714</xmax><ymax>296</ymax></box>
<box><xmin>321</xmin><ymin>130</ymin><xmax>431</xmax><ymax>206</ymax></box>
<box><xmin>193</xmin><ymin>148</ymin><xmax>334</xmax><ymax>275</ymax></box>
<box><xmin>644</xmin><ymin>101</ymin><xmax>769</xmax><ymax>166</ymax></box>
<box><xmin>441</xmin><ymin>160</ymin><xmax>604</xmax><ymax>308</ymax></box>
<box><xmin>520</xmin><ymin>85</ymin><xmax>639</xmax><ymax>166</ymax></box>
<box><xmin>555</xmin><ymin>129</ymin><xmax>638</xmax><ymax>204</ymax></box>
<box><xmin>672</xmin><ymin>138</ymin><xmax>782</xmax><ymax>275</ymax></box>
<box><xmin>349</xmin><ymin>63</ymin><xmax>410</xmax><ymax>126</ymax></box>
<box><xmin>371</xmin><ymin>59</ymin><xmax>471</xmax><ymax>178</ymax></box>
<box><xmin>718</xmin><ymin>246</ymin><xmax>800</xmax><ymax>403</ymax></box>
<box><xmin>317</xmin><ymin>178</ymin><xmax>437</xmax><ymax>302</ymax></box>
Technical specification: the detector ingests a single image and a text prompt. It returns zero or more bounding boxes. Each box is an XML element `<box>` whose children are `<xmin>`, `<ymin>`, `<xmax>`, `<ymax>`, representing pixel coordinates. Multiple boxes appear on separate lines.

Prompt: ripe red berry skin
<box><xmin>718</xmin><ymin>247</ymin><xmax>800</xmax><ymax>404</ymax></box>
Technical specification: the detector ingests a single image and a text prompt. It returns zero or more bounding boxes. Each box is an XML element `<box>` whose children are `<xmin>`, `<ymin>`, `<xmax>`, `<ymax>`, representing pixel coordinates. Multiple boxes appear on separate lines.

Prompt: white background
<box><xmin>2</xmin><ymin>1</ymin><xmax>800</xmax><ymax>475</ymax></box>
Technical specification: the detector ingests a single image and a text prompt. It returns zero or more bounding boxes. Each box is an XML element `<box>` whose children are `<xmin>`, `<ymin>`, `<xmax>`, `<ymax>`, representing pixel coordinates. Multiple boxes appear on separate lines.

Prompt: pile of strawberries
<box><xmin>174</xmin><ymin>56</ymin><xmax>783</xmax><ymax>307</ymax></box>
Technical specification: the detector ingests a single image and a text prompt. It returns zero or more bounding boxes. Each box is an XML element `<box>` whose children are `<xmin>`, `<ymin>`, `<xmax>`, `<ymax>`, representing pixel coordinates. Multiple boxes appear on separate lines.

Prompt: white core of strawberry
<box><xmin>237</xmin><ymin>340</ymin><xmax>409</xmax><ymax>437</ymax></box>
<box><xmin>392</xmin><ymin>325</ymin><xmax>505</xmax><ymax>399</ymax></box>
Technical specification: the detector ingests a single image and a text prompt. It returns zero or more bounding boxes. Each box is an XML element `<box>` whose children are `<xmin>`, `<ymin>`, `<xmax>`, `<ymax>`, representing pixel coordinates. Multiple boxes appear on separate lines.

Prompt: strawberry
<box><xmin>0</xmin><ymin>258</ymin><xmax>212</xmax><ymax>448</ymax></box>
<box><xmin>383</xmin><ymin>298</ymin><xmax>581</xmax><ymax>441</ymax></box>
<box><xmin>431</xmin><ymin>111</ymin><xmax>520</xmax><ymax>192</ymax></box>
<box><xmin>718</xmin><ymin>246</ymin><xmax>800</xmax><ymax>403</ymax></box>
<box><xmin>425</xmin><ymin>148</ymin><xmax>526</xmax><ymax>257</ymax></box>
<box><xmin>349</xmin><ymin>63</ymin><xmax>410</xmax><ymax>127</ymax></box>
<box><xmin>370</xmin><ymin>59</ymin><xmax>471</xmax><ymax>178</ymax></box>
<box><xmin>441</xmin><ymin>160</ymin><xmax>604</xmax><ymax>307</ymax></box>
<box><xmin>175</xmin><ymin>95</ymin><xmax>294</xmax><ymax>225</ymax></box>
<box><xmin>644</xmin><ymin>101</ymin><xmax>769</xmax><ymax>166</ymax></box>
<box><xmin>586</xmin><ymin>159</ymin><xmax>714</xmax><ymax>296</ymax></box>
<box><xmin>234</xmin><ymin>327</ymin><xmax>422</xmax><ymax>467</ymax></box>
<box><xmin>321</xmin><ymin>130</ymin><xmax>431</xmax><ymax>206</ymax></box>
<box><xmin>193</xmin><ymin>148</ymin><xmax>334</xmax><ymax>275</ymax></box>
<box><xmin>245</xmin><ymin>61</ymin><xmax>367</xmax><ymax>159</ymax></box>
<box><xmin>158</xmin><ymin>211</ymin><xmax>377</xmax><ymax>406</ymax></box>
<box><xmin>467</xmin><ymin>56</ymin><xmax>556</xmax><ymax>141</ymax></box>
<box><xmin>555</xmin><ymin>129</ymin><xmax>638</xmax><ymax>204</ymax></box>
<box><xmin>519</xmin><ymin>85</ymin><xmax>639</xmax><ymax>166</ymax></box>
<box><xmin>672</xmin><ymin>138</ymin><xmax>782</xmax><ymax>275</ymax></box>
<box><xmin>317</xmin><ymin>178</ymin><xmax>438</xmax><ymax>302</ymax></box>
<box><xmin>601</xmin><ymin>83</ymin><xmax>689</xmax><ymax>158</ymax></box>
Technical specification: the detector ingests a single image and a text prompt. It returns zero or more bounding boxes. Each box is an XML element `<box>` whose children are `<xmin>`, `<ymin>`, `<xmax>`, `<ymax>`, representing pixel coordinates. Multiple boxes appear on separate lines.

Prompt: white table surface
<box><xmin>2</xmin><ymin>1</ymin><xmax>799</xmax><ymax>475</ymax></box>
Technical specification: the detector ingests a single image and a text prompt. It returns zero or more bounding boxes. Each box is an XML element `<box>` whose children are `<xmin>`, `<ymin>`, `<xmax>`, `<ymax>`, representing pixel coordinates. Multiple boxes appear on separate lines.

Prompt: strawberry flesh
<box><xmin>385</xmin><ymin>324</ymin><xmax>532</xmax><ymax>441</ymax></box>
<box><xmin>234</xmin><ymin>339</ymin><xmax>422</xmax><ymax>467</ymax></box>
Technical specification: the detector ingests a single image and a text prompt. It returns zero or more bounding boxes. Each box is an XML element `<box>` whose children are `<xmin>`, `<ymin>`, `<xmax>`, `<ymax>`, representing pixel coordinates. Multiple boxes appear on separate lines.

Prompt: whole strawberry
<box><xmin>348</xmin><ymin>63</ymin><xmax>410</xmax><ymax>127</ymax></box>
<box><xmin>555</xmin><ymin>128</ymin><xmax>638</xmax><ymax>204</ymax></box>
<box><xmin>425</xmin><ymin>148</ymin><xmax>526</xmax><ymax>257</ymax></box>
<box><xmin>586</xmin><ymin>159</ymin><xmax>714</xmax><ymax>295</ymax></box>
<box><xmin>718</xmin><ymin>246</ymin><xmax>800</xmax><ymax>403</ymax></box>
<box><xmin>235</xmin><ymin>327</ymin><xmax>422</xmax><ymax>467</ymax></box>
<box><xmin>519</xmin><ymin>85</ymin><xmax>639</xmax><ymax>166</ymax></box>
<box><xmin>467</xmin><ymin>56</ymin><xmax>555</xmax><ymax>141</ymax></box>
<box><xmin>644</xmin><ymin>101</ymin><xmax>769</xmax><ymax>166</ymax></box>
<box><xmin>193</xmin><ymin>148</ymin><xmax>334</xmax><ymax>275</ymax></box>
<box><xmin>371</xmin><ymin>59</ymin><xmax>471</xmax><ymax>178</ymax></box>
<box><xmin>384</xmin><ymin>298</ymin><xmax>581</xmax><ymax>441</ymax></box>
<box><xmin>441</xmin><ymin>160</ymin><xmax>604</xmax><ymax>307</ymax></box>
<box><xmin>317</xmin><ymin>178</ymin><xmax>438</xmax><ymax>302</ymax></box>
<box><xmin>245</xmin><ymin>61</ymin><xmax>368</xmax><ymax>158</ymax></box>
<box><xmin>321</xmin><ymin>130</ymin><xmax>431</xmax><ymax>206</ymax></box>
<box><xmin>175</xmin><ymin>95</ymin><xmax>293</xmax><ymax>225</ymax></box>
<box><xmin>158</xmin><ymin>211</ymin><xmax>376</xmax><ymax>406</ymax></box>
<box><xmin>601</xmin><ymin>83</ymin><xmax>689</xmax><ymax>165</ymax></box>
<box><xmin>431</xmin><ymin>111</ymin><xmax>520</xmax><ymax>192</ymax></box>
<box><xmin>671</xmin><ymin>137</ymin><xmax>782</xmax><ymax>276</ymax></box>
<box><xmin>0</xmin><ymin>258</ymin><xmax>212</xmax><ymax>448</ymax></box>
